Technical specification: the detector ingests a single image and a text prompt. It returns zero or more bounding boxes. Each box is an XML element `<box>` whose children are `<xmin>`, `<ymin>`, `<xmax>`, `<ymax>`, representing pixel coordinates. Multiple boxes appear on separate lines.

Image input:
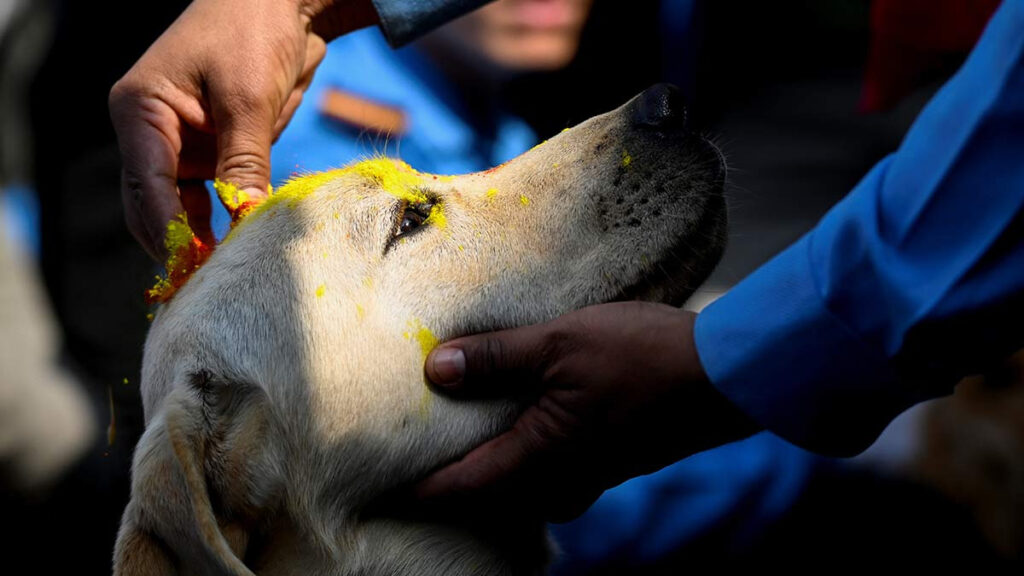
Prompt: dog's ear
<box><xmin>114</xmin><ymin>373</ymin><xmax>282</xmax><ymax>576</ymax></box>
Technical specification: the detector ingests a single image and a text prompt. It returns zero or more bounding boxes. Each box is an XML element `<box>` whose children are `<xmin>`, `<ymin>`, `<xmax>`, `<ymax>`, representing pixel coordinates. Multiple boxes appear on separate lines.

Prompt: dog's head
<box><xmin>115</xmin><ymin>84</ymin><xmax>726</xmax><ymax>575</ymax></box>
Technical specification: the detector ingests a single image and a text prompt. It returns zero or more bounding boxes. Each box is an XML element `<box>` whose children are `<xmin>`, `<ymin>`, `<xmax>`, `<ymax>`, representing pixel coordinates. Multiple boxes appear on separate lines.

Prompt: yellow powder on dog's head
<box><xmin>403</xmin><ymin>318</ymin><xmax>440</xmax><ymax>418</ymax></box>
<box><xmin>213</xmin><ymin>179</ymin><xmax>260</xmax><ymax>224</ymax></box>
<box><xmin>223</xmin><ymin>158</ymin><xmax>432</xmax><ymax>243</ymax></box>
<box><xmin>145</xmin><ymin>213</ymin><xmax>214</xmax><ymax>305</ymax></box>
<box><xmin>423</xmin><ymin>203</ymin><xmax>447</xmax><ymax>230</ymax></box>
<box><xmin>347</xmin><ymin>158</ymin><xmax>429</xmax><ymax>203</ymax></box>
<box><xmin>621</xmin><ymin>149</ymin><xmax>633</xmax><ymax>168</ymax></box>
<box><xmin>146</xmin><ymin>159</ymin><xmax>457</xmax><ymax>304</ymax></box>
<box><xmin>403</xmin><ymin>318</ymin><xmax>439</xmax><ymax>360</ymax></box>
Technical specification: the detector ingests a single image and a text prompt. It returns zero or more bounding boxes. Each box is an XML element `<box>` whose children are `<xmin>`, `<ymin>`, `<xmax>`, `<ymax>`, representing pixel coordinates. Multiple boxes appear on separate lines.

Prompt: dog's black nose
<box><xmin>631</xmin><ymin>84</ymin><xmax>687</xmax><ymax>132</ymax></box>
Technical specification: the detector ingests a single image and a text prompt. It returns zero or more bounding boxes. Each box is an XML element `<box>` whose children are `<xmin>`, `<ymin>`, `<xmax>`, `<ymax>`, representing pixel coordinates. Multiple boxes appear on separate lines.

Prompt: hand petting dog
<box><xmin>420</xmin><ymin>301</ymin><xmax>761</xmax><ymax>522</ymax></box>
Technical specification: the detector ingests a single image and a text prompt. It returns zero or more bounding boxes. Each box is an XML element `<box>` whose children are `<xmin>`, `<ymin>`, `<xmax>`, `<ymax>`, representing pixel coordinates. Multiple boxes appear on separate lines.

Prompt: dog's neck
<box><xmin>246</xmin><ymin>509</ymin><xmax>551</xmax><ymax>576</ymax></box>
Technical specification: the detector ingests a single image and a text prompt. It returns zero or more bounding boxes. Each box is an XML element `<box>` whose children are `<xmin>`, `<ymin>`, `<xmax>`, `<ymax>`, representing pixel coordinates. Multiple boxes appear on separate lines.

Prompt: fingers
<box><xmin>210</xmin><ymin>85</ymin><xmax>276</xmax><ymax>204</ymax></box>
<box><xmin>415</xmin><ymin>400</ymin><xmax>565</xmax><ymax>500</ymax></box>
<box><xmin>426</xmin><ymin>321</ymin><xmax>558</xmax><ymax>395</ymax></box>
<box><xmin>273</xmin><ymin>89</ymin><xmax>306</xmax><ymax>143</ymax></box>
<box><xmin>273</xmin><ymin>34</ymin><xmax>325</xmax><ymax>142</ymax></box>
<box><xmin>415</xmin><ymin>426</ymin><xmax>539</xmax><ymax>500</ymax></box>
<box><xmin>179</xmin><ymin>181</ymin><xmax>215</xmax><ymax>246</ymax></box>
<box><xmin>414</xmin><ymin>405</ymin><xmax>602</xmax><ymax>522</ymax></box>
<box><xmin>110</xmin><ymin>85</ymin><xmax>186</xmax><ymax>261</ymax></box>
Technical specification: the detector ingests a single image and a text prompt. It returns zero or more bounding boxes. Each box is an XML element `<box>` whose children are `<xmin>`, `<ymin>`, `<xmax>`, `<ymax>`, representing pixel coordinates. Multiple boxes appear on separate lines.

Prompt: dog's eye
<box><xmin>395</xmin><ymin>202</ymin><xmax>435</xmax><ymax>238</ymax></box>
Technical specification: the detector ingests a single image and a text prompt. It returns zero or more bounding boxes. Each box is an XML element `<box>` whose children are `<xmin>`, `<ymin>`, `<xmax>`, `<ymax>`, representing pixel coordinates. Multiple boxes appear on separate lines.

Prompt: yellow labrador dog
<box><xmin>114</xmin><ymin>84</ymin><xmax>726</xmax><ymax>576</ymax></box>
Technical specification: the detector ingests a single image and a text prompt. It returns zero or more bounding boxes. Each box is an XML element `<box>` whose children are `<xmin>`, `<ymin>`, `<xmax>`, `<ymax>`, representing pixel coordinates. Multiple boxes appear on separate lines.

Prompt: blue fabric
<box><xmin>209</xmin><ymin>27</ymin><xmax>536</xmax><ymax>238</ymax></box>
<box><xmin>550</xmin><ymin>432</ymin><xmax>816</xmax><ymax>574</ymax></box>
<box><xmin>272</xmin><ymin>28</ymin><xmax>536</xmax><ymax>180</ymax></box>
<box><xmin>696</xmin><ymin>0</ymin><xmax>1024</xmax><ymax>455</ymax></box>
<box><xmin>1</xmin><ymin>184</ymin><xmax>40</xmax><ymax>258</ymax></box>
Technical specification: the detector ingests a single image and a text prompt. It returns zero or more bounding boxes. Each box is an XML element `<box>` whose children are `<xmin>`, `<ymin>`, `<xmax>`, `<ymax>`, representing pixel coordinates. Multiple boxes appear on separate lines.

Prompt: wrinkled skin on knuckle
<box><xmin>108</xmin><ymin>75</ymin><xmax>155</xmax><ymax>131</ymax></box>
<box><xmin>480</xmin><ymin>336</ymin><xmax>512</xmax><ymax>378</ymax></box>
<box><xmin>217</xmin><ymin>149</ymin><xmax>272</xmax><ymax>181</ymax></box>
<box><xmin>543</xmin><ymin>315</ymin><xmax>589</xmax><ymax>359</ymax></box>
<box><xmin>120</xmin><ymin>171</ymin><xmax>147</xmax><ymax>205</ymax></box>
<box><xmin>519</xmin><ymin>397</ymin><xmax>575</xmax><ymax>447</ymax></box>
<box><xmin>108</xmin><ymin>78</ymin><xmax>134</xmax><ymax>116</ymax></box>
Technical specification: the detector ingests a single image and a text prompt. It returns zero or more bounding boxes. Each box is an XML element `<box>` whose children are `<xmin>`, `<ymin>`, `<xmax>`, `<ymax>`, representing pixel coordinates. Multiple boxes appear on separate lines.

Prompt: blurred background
<box><xmin>1</xmin><ymin>0</ymin><xmax>1021</xmax><ymax>572</ymax></box>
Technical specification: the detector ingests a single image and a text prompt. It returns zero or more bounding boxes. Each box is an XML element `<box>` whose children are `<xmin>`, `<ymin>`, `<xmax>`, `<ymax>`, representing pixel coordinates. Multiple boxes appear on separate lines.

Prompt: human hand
<box><xmin>109</xmin><ymin>0</ymin><xmax>378</xmax><ymax>260</ymax></box>
<box><xmin>418</xmin><ymin>301</ymin><xmax>762</xmax><ymax>522</ymax></box>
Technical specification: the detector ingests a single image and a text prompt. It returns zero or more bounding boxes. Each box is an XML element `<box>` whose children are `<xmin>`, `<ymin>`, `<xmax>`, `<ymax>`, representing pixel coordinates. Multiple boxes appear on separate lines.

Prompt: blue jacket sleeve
<box><xmin>371</xmin><ymin>0</ymin><xmax>491</xmax><ymax>46</ymax></box>
<box><xmin>694</xmin><ymin>0</ymin><xmax>1024</xmax><ymax>456</ymax></box>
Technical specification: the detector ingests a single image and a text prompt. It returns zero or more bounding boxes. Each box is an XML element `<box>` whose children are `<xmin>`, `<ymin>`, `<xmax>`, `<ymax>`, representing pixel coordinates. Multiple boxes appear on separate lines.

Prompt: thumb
<box><xmin>211</xmin><ymin>89</ymin><xmax>276</xmax><ymax>204</ymax></box>
<box><xmin>414</xmin><ymin>423</ymin><xmax>541</xmax><ymax>500</ymax></box>
<box><xmin>425</xmin><ymin>322</ymin><xmax>554</xmax><ymax>394</ymax></box>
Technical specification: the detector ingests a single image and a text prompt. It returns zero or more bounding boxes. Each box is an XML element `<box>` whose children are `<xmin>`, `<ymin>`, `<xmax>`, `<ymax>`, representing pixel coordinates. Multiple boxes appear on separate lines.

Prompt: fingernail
<box><xmin>430</xmin><ymin>348</ymin><xmax>465</xmax><ymax>385</ymax></box>
<box><xmin>243</xmin><ymin>186</ymin><xmax>270</xmax><ymax>201</ymax></box>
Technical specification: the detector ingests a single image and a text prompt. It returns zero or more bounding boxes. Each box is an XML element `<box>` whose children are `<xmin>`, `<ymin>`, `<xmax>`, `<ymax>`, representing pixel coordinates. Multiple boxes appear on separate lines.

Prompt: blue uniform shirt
<box><xmin>271</xmin><ymin>29</ymin><xmax>535</xmax><ymax>180</ymax></box>
<box><xmin>696</xmin><ymin>0</ymin><xmax>1024</xmax><ymax>455</ymax></box>
<box><xmin>208</xmin><ymin>27</ymin><xmax>535</xmax><ymax>235</ymax></box>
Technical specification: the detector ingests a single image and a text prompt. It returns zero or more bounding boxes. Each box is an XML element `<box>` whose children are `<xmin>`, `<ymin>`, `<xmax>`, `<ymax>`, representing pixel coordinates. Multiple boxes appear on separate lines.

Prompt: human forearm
<box><xmin>696</xmin><ymin>0</ymin><xmax>1024</xmax><ymax>455</ymax></box>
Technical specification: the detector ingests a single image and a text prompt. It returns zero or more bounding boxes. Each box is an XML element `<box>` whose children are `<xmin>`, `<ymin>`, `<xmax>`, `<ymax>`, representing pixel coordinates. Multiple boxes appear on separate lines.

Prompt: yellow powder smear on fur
<box><xmin>152</xmin><ymin>159</ymin><xmax>456</xmax><ymax>303</ymax></box>
<box><xmin>213</xmin><ymin>179</ymin><xmax>258</xmax><ymax>224</ymax></box>
<box><xmin>424</xmin><ymin>204</ymin><xmax>447</xmax><ymax>230</ymax></box>
<box><xmin>520</xmin><ymin>195</ymin><xmax>531</xmax><ymax>206</ymax></box>
<box><xmin>404</xmin><ymin>318</ymin><xmax>439</xmax><ymax>360</ymax></box>
<box><xmin>315</xmin><ymin>284</ymin><xmax>326</xmax><ymax>298</ymax></box>
<box><xmin>224</xmin><ymin>158</ymin><xmax>430</xmax><ymax>243</ymax></box>
<box><xmin>486</xmin><ymin>187</ymin><xmax>499</xmax><ymax>199</ymax></box>
<box><xmin>403</xmin><ymin>318</ymin><xmax>440</xmax><ymax>417</ymax></box>
<box><xmin>621</xmin><ymin>149</ymin><xmax>633</xmax><ymax>168</ymax></box>
<box><xmin>146</xmin><ymin>213</ymin><xmax>213</xmax><ymax>304</ymax></box>
<box><xmin>355</xmin><ymin>303</ymin><xmax>366</xmax><ymax>320</ymax></box>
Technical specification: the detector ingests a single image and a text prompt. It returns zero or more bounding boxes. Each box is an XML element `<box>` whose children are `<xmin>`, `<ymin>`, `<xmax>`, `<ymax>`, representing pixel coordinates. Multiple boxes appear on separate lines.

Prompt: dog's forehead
<box><xmin>236</xmin><ymin>158</ymin><xmax>432</xmax><ymax>227</ymax></box>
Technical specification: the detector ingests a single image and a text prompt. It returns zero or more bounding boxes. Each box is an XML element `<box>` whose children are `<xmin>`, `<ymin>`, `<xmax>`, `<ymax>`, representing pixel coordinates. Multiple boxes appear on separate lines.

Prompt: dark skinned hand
<box><xmin>418</xmin><ymin>301</ymin><xmax>762</xmax><ymax>522</ymax></box>
<box><xmin>109</xmin><ymin>0</ymin><xmax>379</xmax><ymax>261</ymax></box>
